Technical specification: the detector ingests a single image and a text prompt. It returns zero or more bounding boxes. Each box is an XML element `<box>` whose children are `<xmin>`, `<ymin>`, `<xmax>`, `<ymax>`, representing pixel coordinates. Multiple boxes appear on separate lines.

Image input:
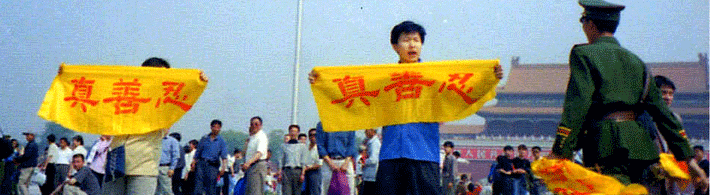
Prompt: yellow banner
<box><xmin>37</xmin><ymin>64</ymin><xmax>207</xmax><ymax>135</ymax></box>
<box><xmin>311</xmin><ymin>60</ymin><xmax>499</xmax><ymax>132</ymax></box>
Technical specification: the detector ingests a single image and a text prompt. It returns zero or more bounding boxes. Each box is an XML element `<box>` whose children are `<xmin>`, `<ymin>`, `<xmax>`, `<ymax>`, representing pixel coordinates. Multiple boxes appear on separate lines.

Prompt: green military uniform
<box><xmin>551</xmin><ymin>0</ymin><xmax>694</xmax><ymax>185</ymax></box>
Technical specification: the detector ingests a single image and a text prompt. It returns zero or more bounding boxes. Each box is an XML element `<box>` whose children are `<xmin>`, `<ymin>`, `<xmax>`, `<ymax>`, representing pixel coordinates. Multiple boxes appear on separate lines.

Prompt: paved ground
<box><xmin>28</xmin><ymin>184</ymin><xmax>41</xmax><ymax>195</ymax></box>
<box><xmin>30</xmin><ymin>185</ymin><xmax>42</xmax><ymax>195</ymax></box>
<box><xmin>2</xmin><ymin>184</ymin><xmax>41</xmax><ymax>195</ymax></box>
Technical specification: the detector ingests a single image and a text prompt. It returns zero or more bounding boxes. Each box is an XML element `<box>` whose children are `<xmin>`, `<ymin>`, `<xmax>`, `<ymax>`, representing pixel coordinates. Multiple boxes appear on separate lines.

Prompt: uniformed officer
<box><xmin>549</xmin><ymin>0</ymin><xmax>705</xmax><ymax>188</ymax></box>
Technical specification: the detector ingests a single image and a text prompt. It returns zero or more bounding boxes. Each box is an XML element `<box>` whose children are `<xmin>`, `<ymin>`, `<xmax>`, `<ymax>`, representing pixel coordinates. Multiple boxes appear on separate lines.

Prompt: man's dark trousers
<box><xmin>303</xmin><ymin>169</ymin><xmax>321</xmax><ymax>195</ymax></box>
<box><xmin>282</xmin><ymin>167</ymin><xmax>302</xmax><ymax>195</ymax></box>
<box><xmin>172</xmin><ymin>166</ymin><xmax>183</xmax><ymax>195</ymax></box>
<box><xmin>193</xmin><ymin>160</ymin><xmax>219</xmax><ymax>195</ymax></box>
<box><xmin>375</xmin><ymin>158</ymin><xmax>442</xmax><ymax>195</ymax></box>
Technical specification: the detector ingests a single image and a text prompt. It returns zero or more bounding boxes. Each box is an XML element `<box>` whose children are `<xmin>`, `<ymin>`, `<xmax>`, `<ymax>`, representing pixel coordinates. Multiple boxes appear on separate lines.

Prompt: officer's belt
<box><xmin>603</xmin><ymin>110</ymin><xmax>636</xmax><ymax>122</ymax></box>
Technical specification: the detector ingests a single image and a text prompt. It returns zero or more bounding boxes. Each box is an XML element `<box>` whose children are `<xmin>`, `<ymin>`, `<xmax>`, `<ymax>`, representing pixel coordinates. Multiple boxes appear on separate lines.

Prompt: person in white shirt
<box><xmin>40</xmin><ymin>134</ymin><xmax>59</xmax><ymax>195</ymax></box>
<box><xmin>72</xmin><ymin>135</ymin><xmax>88</xmax><ymax>159</ymax></box>
<box><xmin>301</xmin><ymin>128</ymin><xmax>322</xmax><ymax>195</ymax></box>
<box><xmin>56</xmin><ymin>137</ymin><xmax>74</xmax><ymax>187</ymax></box>
<box><xmin>242</xmin><ymin>116</ymin><xmax>269</xmax><ymax>195</ymax></box>
<box><xmin>182</xmin><ymin>139</ymin><xmax>198</xmax><ymax>195</ymax></box>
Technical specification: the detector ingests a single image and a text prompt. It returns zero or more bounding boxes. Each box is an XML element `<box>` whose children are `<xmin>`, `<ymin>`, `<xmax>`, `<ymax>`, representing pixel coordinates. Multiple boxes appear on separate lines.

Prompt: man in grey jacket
<box><xmin>442</xmin><ymin>141</ymin><xmax>456</xmax><ymax>195</ymax></box>
<box><xmin>280</xmin><ymin>125</ymin><xmax>306</xmax><ymax>195</ymax></box>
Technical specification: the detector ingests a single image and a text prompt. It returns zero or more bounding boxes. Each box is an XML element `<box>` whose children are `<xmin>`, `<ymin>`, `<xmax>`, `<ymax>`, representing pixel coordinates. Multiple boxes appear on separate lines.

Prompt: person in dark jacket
<box><xmin>15</xmin><ymin>131</ymin><xmax>39</xmax><ymax>195</ymax></box>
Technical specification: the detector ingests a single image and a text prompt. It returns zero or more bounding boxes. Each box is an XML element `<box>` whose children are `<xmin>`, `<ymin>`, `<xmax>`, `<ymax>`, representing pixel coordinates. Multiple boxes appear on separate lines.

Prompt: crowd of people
<box><xmin>1</xmin><ymin>120</ymin><xmax>519</xmax><ymax>195</ymax></box>
<box><xmin>1</xmin><ymin>122</ymin><xmax>707</xmax><ymax>195</ymax></box>
<box><xmin>486</xmin><ymin>145</ymin><xmax>544</xmax><ymax>195</ymax></box>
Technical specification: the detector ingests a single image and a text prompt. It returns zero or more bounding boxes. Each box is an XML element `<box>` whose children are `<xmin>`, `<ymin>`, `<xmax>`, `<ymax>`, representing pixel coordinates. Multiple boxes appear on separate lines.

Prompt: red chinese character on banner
<box><xmin>383</xmin><ymin>71</ymin><xmax>435</xmax><ymax>101</ymax></box>
<box><xmin>155</xmin><ymin>81</ymin><xmax>192</xmax><ymax>111</ymax></box>
<box><xmin>331</xmin><ymin>75</ymin><xmax>380</xmax><ymax>108</ymax></box>
<box><xmin>102</xmin><ymin>78</ymin><xmax>152</xmax><ymax>114</ymax></box>
<box><xmin>438</xmin><ymin>73</ymin><xmax>477</xmax><ymax>104</ymax></box>
<box><xmin>63</xmin><ymin>77</ymin><xmax>99</xmax><ymax>112</ymax></box>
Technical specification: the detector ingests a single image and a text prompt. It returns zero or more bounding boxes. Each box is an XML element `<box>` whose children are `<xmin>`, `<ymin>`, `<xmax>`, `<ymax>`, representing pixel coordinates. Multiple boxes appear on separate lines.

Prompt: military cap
<box><xmin>579</xmin><ymin>0</ymin><xmax>625</xmax><ymax>21</ymax></box>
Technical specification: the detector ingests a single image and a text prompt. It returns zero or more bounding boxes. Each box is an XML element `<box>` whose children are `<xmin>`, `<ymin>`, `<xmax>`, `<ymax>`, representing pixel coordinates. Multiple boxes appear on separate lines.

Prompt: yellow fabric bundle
<box><xmin>531</xmin><ymin>158</ymin><xmax>648</xmax><ymax>195</ymax></box>
<box><xmin>658</xmin><ymin>153</ymin><xmax>690</xmax><ymax>180</ymax></box>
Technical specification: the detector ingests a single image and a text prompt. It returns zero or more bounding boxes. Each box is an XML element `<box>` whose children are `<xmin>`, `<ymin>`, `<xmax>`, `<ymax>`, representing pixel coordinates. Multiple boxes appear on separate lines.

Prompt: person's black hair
<box><xmin>298</xmin><ymin>133</ymin><xmax>307</xmax><ymax>139</ymax></box>
<box><xmin>59</xmin><ymin>137</ymin><xmax>69</xmax><ymax>145</ymax></box>
<box><xmin>589</xmin><ymin>19</ymin><xmax>619</xmax><ymax>34</ymax></box>
<box><xmin>234</xmin><ymin>148</ymin><xmax>241</xmax><ymax>154</ymax></box>
<box><xmin>308</xmin><ymin>128</ymin><xmax>317</xmax><ymax>135</ymax></box>
<box><xmin>694</xmin><ymin>145</ymin><xmax>705</xmax><ymax>151</ymax></box>
<box><xmin>390</xmin><ymin>21</ymin><xmax>426</xmax><ymax>44</ymax></box>
<box><xmin>211</xmin><ymin>119</ymin><xmax>222</xmax><ymax>127</ymax></box>
<box><xmin>141</xmin><ymin>57</ymin><xmax>170</xmax><ymax>68</ymax></box>
<box><xmin>251</xmin><ymin>116</ymin><xmax>263</xmax><ymax>124</ymax></box>
<box><xmin>443</xmin><ymin>141</ymin><xmax>454</xmax><ymax>148</ymax></box>
<box><xmin>518</xmin><ymin>144</ymin><xmax>527</xmax><ymax>150</ymax></box>
<box><xmin>72</xmin><ymin>153</ymin><xmax>85</xmax><ymax>161</ymax></box>
<box><xmin>188</xmin><ymin>139</ymin><xmax>198</xmax><ymax>146</ymax></box>
<box><xmin>288</xmin><ymin>124</ymin><xmax>300</xmax><ymax>132</ymax></box>
<box><xmin>654</xmin><ymin>75</ymin><xmax>676</xmax><ymax>91</ymax></box>
<box><xmin>503</xmin><ymin>145</ymin><xmax>514</xmax><ymax>151</ymax></box>
<box><xmin>532</xmin><ymin>146</ymin><xmax>541</xmax><ymax>151</ymax></box>
<box><xmin>72</xmin><ymin>135</ymin><xmax>84</xmax><ymax>145</ymax></box>
<box><xmin>169</xmin><ymin>132</ymin><xmax>181</xmax><ymax>142</ymax></box>
<box><xmin>453</xmin><ymin>151</ymin><xmax>461</xmax><ymax>157</ymax></box>
<box><xmin>467</xmin><ymin>183</ymin><xmax>475</xmax><ymax>192</ymax></box>
<box><xmin>47</xmin><ymin>134</ymin><xmax>56</xmax><ymax>143</ymax></box>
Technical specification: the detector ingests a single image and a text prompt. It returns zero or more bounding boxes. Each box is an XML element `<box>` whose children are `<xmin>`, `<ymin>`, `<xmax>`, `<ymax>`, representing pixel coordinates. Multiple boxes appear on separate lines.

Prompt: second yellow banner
<box><xmin>310</xmin><ymin>60</ymin><xmax>500</xmax><ymax>132</ymax></box>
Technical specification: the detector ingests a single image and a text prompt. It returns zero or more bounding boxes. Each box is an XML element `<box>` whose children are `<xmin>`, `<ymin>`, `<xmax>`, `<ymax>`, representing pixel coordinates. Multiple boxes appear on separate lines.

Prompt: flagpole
<box><xmin>291</xmin><ymin>0</ymin><xmax>304</xmax><ymax>125</ymax></box>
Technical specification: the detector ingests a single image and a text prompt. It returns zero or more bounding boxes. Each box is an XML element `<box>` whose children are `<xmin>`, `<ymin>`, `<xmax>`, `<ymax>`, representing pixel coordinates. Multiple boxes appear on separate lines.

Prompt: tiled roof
<box><xmin>500</xmin><ymin>59</ymin><xmax>708</xmax><ymax>94</ymax></box>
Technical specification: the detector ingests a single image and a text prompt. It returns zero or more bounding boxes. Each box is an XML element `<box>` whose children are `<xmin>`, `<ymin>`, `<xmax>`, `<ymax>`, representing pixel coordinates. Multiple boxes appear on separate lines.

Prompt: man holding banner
<box><xmin>102</xmin><ymin>58</ymin><xmax>173</xmax><ymax>195</ymax></box>
<box><xmin>40</xmin><ymin>57</ymin><xmax>208</xmax><ymax>195</ymax></box>
<box><xmin>309</xmin><ymin>21</ymin><xmax>503</xmax><ymax>195</ymax></box>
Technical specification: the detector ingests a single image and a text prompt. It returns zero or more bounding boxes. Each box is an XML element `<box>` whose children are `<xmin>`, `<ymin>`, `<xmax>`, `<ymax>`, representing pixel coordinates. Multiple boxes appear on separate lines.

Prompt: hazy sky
<box><xmin>1</xmin><ymin>0</ymin><xmax>707</xmax><ymax>142</ymax></box>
